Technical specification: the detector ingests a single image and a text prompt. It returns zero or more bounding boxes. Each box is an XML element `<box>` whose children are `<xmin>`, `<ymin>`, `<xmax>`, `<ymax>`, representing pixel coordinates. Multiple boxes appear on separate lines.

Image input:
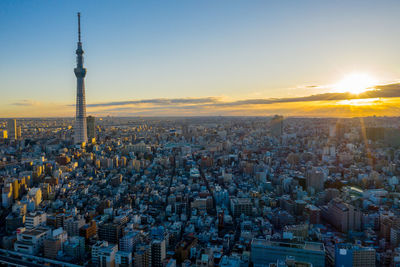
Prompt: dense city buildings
<box><xmin>0</xmin><ymin>7</ymin><xmax>399</xmax><ymax>267</ymax></box>
<box><xmin>1</xmin><ymin>116</ymin><xmax>400</xmax><ymax>266</ymax></box>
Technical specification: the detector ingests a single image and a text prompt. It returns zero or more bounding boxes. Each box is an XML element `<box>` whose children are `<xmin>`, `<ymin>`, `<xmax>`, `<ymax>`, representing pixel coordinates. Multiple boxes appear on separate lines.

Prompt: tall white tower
<box><xmin>74</xmin><ymin>12</ymin><xmax>88</xmax><ymax>144</ymax></box>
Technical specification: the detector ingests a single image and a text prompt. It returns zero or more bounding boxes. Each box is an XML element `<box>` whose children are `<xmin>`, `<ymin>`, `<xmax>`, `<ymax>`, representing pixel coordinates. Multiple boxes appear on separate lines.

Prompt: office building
<box><xmin>391</xmin><ymin>226</ymin><xmax>400</xmax><ymax>248</ymax></box>
<box><xmin>6</xmin><ymin>213</ymin><xmax>25</xmax><ymax>233</ymax></box>
<box><xmin>134</xmin><ymin>244</ymin><xmax>152</xmax><ymax>267</ymax></box>
<box><xmin>306</xmin><ymin>168</ymin><xmax>324</xmax><ymax>192</ymax></box>
<box><xmin>151</xmin><ymin>239</ymin><xmax>166</xmax><ymax>267</ymax></box>
<box><xmin>335</xmin><ymin>243</ymin><xmax>375</xmax><ymax>267</ymax></box>
<box><xmin>98</xmin><ymin>223</ymin><xmax>123</xmax><ymax>244</ymax></box>
<box><xmin>119</xmin><ymin>231</ymin><xmax>140</xmax><ymax>253</ymax></box>
<box><xmin>87</xmin><ymin>115</ymin><xmax>96</xmax><ymax>140</ymax></box>
<box><xmin>7</xmin><ymin>119</ymin><xmax>17</xmax><ymax>140</ymax></box>
<box><xmin>65</xmin><ymin>216</ymin><xmax>85</xmax><ymax>237</ymax></box>
<box><xmin>98</xmin><ymin>243</ymin><xmax>118</xmax><ymax>267</ymax></box>
<box><xmin>251</xmin><ymin>239</ymin><xmax>325</xmax><ymax>267</ymax></box>
<box><xmin>79</xmin><ymin>220</ymin><xmax>97</xmax><ymax>240</ymax></box>
<box><xmin>116</xmin><ymin>250</ymin><xmax>132</xmax><ymax>267</ymax></box>
<box><xmin>43</xmin><ymin>228</ymin><xmax>67</xmax><ymax>259</ymax></box>
<box><xmin>14</xmin><ymin>226</ymin><xmax>52</xmax><ymax>255</ymax></box>
<box><xmin>12</xmin><ymin>179</ymin><xmax>19</xmax><ymax>200</ymax></box>
<box><xmin>230</xmin><ymin>198</ymin><xmax>253</xmax><ymax>217</ymax></box>
<box><xmin>321</xmin><ymin>199</ymin><xmax>361</xmax><ymax>232</ymax></box>
<box><xmin>270</xmin><ymin>115</ymin><xmax>284</xmax><ymax>141</ymax></box>
<box><xmin>44</xmin><ymin>237</ymin><xmax>62</xmax><ymax>259</ymax></box>
<box><xmin>305</xmin><ymin>205</ymin><xmax>321</xmax><ymax>225</ymax></box>
<box><xmin>2</xmin><ymin>183</ymin><xmax>13</xmax><ymax>208</ymax></box>
<box><xmin>17</xmin><ymin>126</ymin><xmax>21</xmax><ymax>139</ymax></box>
<box><xmin>25</xmin><ymin>211</ymin><xmax>47</xmax><ymax>229</ymax></box>
<box><xmin>92</xmin><ymin>240</ymin><xmax>109</xmax><ymax>266</ymax></box>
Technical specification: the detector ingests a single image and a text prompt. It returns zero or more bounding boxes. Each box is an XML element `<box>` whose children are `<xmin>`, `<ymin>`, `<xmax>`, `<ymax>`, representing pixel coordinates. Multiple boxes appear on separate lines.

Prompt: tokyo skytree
<box><xmin>74</xmin><ymin>12</ymin><xmax>88</xmax><ymax>144</ymax></box>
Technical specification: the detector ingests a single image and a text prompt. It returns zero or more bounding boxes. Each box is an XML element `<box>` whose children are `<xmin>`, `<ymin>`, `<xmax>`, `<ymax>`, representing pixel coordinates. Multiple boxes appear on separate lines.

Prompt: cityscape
<box><xmin>2</xmin><ymin>1</ymin><xmax>400</xmax><ymax>267</ymax></box>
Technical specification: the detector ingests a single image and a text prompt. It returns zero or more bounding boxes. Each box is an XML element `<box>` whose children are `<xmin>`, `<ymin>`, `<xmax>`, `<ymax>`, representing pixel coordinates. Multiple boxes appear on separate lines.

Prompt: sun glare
<box><xmin>336</xmin><ymin>98</ymin><xmax>382</xmax><ymax>106</ymax></box>
<box><xmin>334</xmin><ymin>73</ymin><xmax>377</xmax><ymax>95</ymax></box>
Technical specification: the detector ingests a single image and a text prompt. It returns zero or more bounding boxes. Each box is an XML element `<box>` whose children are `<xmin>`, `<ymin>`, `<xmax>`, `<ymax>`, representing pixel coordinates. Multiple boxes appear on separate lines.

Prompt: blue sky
<box><xmin>1</xmin><ymin>0</ymin><xmax>400</xmax><ymax>117</ymax></box>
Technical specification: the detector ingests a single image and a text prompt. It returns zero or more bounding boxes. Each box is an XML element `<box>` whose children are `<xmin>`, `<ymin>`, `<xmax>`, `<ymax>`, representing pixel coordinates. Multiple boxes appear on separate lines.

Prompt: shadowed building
<box><xmin>270</xmin><ymin>115</ymin><xmax>284</xmax><ymax>143</ymax></box>
<box><xmin>87</xmin><ymin>115</ymin><xmax>96</xmax><ymax>140</ymax></box>
<box><xmin>7</xmin><ymin>119</ymin><xmax>17</xmax><ymax>140</ymax></box>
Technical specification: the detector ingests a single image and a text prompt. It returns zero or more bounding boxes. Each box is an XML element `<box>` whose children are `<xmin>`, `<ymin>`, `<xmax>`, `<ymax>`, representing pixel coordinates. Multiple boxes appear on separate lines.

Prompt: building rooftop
<box><xmin>252</xmin><ymin>239</ymin><xmax>325</xmax><ymax>253</ymax></box>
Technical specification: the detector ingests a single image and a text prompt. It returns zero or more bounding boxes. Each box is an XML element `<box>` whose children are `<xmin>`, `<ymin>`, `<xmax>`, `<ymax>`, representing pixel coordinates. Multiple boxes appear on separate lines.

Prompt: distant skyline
<box><xmin>1</xmin><ymin>0</ymin><xmax>400</xmax><ymax>117</ymax></box>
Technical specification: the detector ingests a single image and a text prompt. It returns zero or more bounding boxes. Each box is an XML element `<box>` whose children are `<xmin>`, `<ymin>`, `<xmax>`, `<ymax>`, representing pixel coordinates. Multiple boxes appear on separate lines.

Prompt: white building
<box><xmin>14</xmin><ymin>226</ymin><xmax>51</xmax><ymax>255</ymax></box>
<box><xmin>25</xmin><ymin>211</ymin><xmax>47</xmax><ymax>229</ymax></box>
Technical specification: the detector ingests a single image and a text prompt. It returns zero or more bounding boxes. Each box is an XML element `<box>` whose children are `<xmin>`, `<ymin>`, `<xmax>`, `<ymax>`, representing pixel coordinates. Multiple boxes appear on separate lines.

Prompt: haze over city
<box><xmin>1</xmin><ymin>0</ymin><xmax>400</xmax><ymax>117</ymax></box>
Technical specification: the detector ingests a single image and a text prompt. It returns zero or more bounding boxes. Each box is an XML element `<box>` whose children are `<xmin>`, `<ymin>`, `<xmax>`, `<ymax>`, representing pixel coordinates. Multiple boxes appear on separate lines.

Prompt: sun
<box><xmin>334</xmin><ymin>73</ymin><xmax>377</xmax><ymax>95</ymax></box>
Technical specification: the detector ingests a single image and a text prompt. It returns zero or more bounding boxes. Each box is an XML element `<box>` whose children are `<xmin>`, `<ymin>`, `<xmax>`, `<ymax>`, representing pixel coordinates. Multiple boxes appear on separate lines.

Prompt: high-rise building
<box><xmin>98</xmin><ymin>244</ymin><xmax>118</xmax><ymax>267</ymax></box>
<box><xmin>92</xmin><ymin>240</ymin><xmax>109</xmax><ymax>266</ymax></box>
<box><xmin>65</xmin><ymin>216</ymin><xmax>85</xmax><ymax>237</ymax></box>
<box><xmin>119</xmin><ymin>231</ymin><xmax>140</xmax><ymax>253</ymax></box>
<box><xmin>151</xmin><ymin>239</ymin><xmax>166</xmax><ymax>267</ymax></box>
<box><xmin>306</xmin><ymin>168</ymin><xmax>324</xmax><ymax>192</ymax></box>
<box><xmin>98</xmin><ymin>223</ymin><xmax>123</xmax><ymax>244</ymax></box>
<box><xmin>44</xmin><ymin>238</ymin><xmax>62</xmax><ymax>259</ymax></box>
<box><xmin>134</xmin><ymin>244</ymin><xmax>152</xmax><ymax>267</ymax></box>
<box><xmin>74</xmin><ymin>13</ymin><xmax>88</xmax><ymax>144</ymax></box>
<box><xmin>87</xmin><ymin>115</ymin><xmax>95</xmax><ymax>140</ymax></box>
<box><xmin>270</xmin><ymin>115</ymin><xmax>284</xmax><ymax>142</ymax></box>
<box><xmin>79</xmin><ymin>221</ymin><xmax>97</xmax><ymax>240</ymax></box>
<box><xmin>1</xmin><ymin>130</ymin><xmax>7</xmax><ymax>139</ymax></box>
<box><xmin>17</xmin><ymin>126</ymin><xmax>22</xmax><ymax>139</ymax></box>
<box><xmin>2</xmin><ymin>183</ymin><xmax>13</xmax><ymax>208</ymax></box>
<box><xmin>335</xmin><ymin>123</ymin><xmax>347</xmax><ymax>140</ymax></box>
<box><xmin>7</xmin><ymin>119</ymin><xmax>17</xmax><ymax>140</ymax></box>
<box><xmin>335</xmin><ymin>243</ymin><xmax>375</xmax><ymax>267</ymax></box>
<box><xmin>305</xmin><ymin>204</ymin><xmax>321</xmax><ymax>225</ymax></box>
<box><xmin>43</xmin><ymin>228</ymin><xmax>67</xmax><ymax>259</ymax></box>
<box><xmin>321</xmin><ymin>199</ymin><xmax>362</xmax><ymax>232</ymax></box>
<box><xmin>12</xmin><ymin>179</ymin><xmax>19</xmax><ymax>200</ymax></box>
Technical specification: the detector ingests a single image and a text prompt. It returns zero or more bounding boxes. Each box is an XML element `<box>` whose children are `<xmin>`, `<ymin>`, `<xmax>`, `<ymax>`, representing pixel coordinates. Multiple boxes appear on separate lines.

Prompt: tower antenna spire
<box><xmin>78</xmin><ymin>12</ymin><xmax>81</xmax><ymax>42</ymax></box>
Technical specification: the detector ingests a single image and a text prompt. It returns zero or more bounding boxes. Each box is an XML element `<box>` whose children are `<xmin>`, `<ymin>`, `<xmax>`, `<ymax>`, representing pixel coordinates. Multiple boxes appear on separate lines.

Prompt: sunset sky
<box><xmin>1</xmin><ymin>0</ymin><xmax>400</xmax><ymax>117</ymax></box>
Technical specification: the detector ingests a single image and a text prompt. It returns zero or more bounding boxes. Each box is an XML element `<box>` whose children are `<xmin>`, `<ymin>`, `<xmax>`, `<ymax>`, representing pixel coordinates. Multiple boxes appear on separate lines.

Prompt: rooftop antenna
<box><xmin>78</xmin><ymin>12</ymin><xmax>81</xmax><ymax>43</ymax></box>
